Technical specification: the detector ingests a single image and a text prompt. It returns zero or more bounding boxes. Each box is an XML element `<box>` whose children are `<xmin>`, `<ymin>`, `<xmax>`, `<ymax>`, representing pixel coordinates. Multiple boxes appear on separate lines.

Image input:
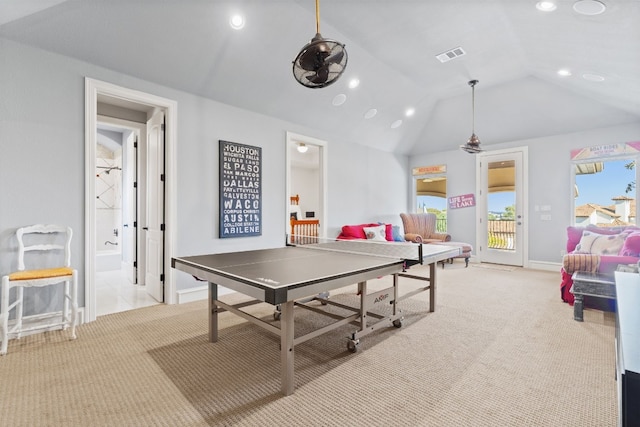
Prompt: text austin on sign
<box><xmin>219</xmin><ymin>140</ymin><xmax>262</xmax><ymax>238</ymax></box>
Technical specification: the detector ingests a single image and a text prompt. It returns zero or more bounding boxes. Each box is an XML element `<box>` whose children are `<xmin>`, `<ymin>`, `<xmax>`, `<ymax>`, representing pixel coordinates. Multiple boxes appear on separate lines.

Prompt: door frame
<box><xmin>475</xmin><ymin>146</ymin><xmax>529</xmax><ymax>267</ymax></box>
<box><xmin>285</xmin><ymin>131</ymin><xmax>328</xmax><ymax>239</ymax></box>
<box><xmin>96</xmin><ymin>115</ymin><xmax>144</xmax><ymax>286</ymax></box>
<box><xmin>85</xmin><ymin>78</ymin><xmax>178</xmax><ymax>323</ymax></box>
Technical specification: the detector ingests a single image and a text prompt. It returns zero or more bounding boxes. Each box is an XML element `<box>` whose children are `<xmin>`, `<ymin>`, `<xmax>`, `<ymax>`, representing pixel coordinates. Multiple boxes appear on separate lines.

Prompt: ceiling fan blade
<box><xmin>298</xmin><ymin>48</ymin><xmax>321</xmax><ymax>71</ymax></box>
<box><xmin>306</xmin><ymin>66</ymin><xmax>329</xmax><ymax>84</ymax></box>
<box><xmin>324</xmin><ymin>49</ymin><xmax>344</xmax><ymax>65</ymax></box>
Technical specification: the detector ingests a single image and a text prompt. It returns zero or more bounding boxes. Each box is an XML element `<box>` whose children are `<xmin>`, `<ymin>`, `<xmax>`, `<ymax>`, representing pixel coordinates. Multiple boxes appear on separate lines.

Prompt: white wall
<box><xmin>291</xmin><ymin>166</ymin><xmax>319</xmax><ymax>217</ymax></box>
<box><xmin>0</xmin><ymin>38</ymin><xmax>410</xmax><ymax>311</ymax></box>
<box><xmin>410</xmin><ymin>122</ymin><xmax>640</xmax><ymax>265</ymax></box>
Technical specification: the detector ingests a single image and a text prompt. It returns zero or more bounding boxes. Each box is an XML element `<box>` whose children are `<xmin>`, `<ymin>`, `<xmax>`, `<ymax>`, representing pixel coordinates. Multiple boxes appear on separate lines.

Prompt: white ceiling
<box><xmin>1</xmin><ymin>0</ymin><xmax>638</xmax><ymax>155</ymax></box>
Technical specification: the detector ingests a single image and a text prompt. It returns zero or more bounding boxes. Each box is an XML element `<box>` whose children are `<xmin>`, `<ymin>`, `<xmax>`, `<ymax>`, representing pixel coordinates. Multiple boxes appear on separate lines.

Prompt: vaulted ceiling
<box><xmin>1</xmin><ymin>0</ymin><xmax>638</xmax><ymax>155</ymax></box>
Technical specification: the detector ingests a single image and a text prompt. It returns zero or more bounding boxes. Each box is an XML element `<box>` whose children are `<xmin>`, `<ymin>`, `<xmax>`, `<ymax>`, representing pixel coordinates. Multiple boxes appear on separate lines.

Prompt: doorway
<box><xmin>285</xmin><ymin>132</ymin><xmax>327</xmax><ymax>240</ymax></box>
<box><xmin>95</xmin><ymin>116</ymin><xmax>158</xmax><ymax>316</ymax></box>
<box><xmin>85</xmin><ymin>78</ymin><xmax>178</xmax><ymax>323</ymax></box>
<box><xmin>476</xmin><ymin>147</ymin><xmax>528</xmax><ymax>267</ymax></box>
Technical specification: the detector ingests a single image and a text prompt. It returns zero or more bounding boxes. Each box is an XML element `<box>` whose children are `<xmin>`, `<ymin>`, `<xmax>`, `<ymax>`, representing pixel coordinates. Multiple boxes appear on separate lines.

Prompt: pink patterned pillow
<box><xmin>619</xmin><ymin>232</ymin><xmax>640</xmax><ymax>257</ymax></box>
<box><xmin>574</xmin><ymin>231</ymin><xmax>625</xmax><ymax>255</ymax></box>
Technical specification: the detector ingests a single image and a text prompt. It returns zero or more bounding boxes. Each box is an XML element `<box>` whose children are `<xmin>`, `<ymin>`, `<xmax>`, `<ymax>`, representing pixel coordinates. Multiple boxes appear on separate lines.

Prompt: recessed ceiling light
<box><xmin>332</xmin><ymin>94</ymin><xmax>347</xmax><ymax>106</ymax></box>
<box><xmin>536</xmin><ymin>1</ymin><xmax>557</xmax><ymax>12</ymax></box>
<box><xmin>390</xmin><ymin>119</ymin><xmax>403</xmax><ymax>129</ymax></box>
<box><xmin>557</xmin><ymin>68</ymin><xmax>572</xmax><ymax>77</ymax></box>
<box><xmin>348</xmin><ymin>78</ymin><xmax>360</xmax><ymax>89</ymax></box>
<box><xmin>573</xmin><ymin>0</ymin><xmax>606</xmax><ymax>15</ymax></box>
<box><xmin>405</xmin><ymin>108</ymin><xmax>415</xmax><ymax>117</ymax></box>
<box><xmin>364</xmin><ymin>109</ymin><xmax>377</xmax><ymax>119</ymax></box>
<box><xmin>229</xmin><ymin>14</ymin><xmax>245</xmax><ymax>30</ymax></box>
<box><xmin>583</xmin><ymin>73</ymin><xmax>605</xmax><ymax>82</ymax></box>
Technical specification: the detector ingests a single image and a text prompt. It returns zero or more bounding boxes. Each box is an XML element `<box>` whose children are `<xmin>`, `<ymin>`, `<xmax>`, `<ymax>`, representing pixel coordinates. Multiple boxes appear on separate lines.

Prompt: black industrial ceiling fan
<box><xmin>292</xmin><ymin>0</ymin><xmax>348</xmax><ymax>89</ymax></box>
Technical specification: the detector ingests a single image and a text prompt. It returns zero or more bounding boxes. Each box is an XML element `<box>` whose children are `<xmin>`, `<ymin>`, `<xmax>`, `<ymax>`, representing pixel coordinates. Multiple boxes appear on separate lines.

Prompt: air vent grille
<box><xmin>435</xmin><ymin>46</ymin><xmax>466</xmax><ymax>63</ymax></box>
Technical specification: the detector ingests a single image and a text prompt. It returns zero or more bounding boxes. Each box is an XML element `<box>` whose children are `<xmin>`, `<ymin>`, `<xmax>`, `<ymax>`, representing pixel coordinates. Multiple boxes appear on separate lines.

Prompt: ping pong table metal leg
<box><xmin>429</xmin><ymin>262</ymin><xmax>436</xmax><ymax>312</ymax></box>
<box><xmin>209</xmin><ymin>282</ymin><xmax>218</xmax><ymax>343</ymax></box>
<box><xmin>358</xmin><ymin>281</ymin><xmax>367</xmax><ymax>330</ymax></box>
<box><xmin>280</xmin><ymin>300</ymin><xmax>295</xmax><ymax>396</ymax></box>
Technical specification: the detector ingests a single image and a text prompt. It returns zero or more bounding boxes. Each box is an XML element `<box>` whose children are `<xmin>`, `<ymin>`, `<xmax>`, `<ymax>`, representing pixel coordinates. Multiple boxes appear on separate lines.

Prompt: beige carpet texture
<box><xmin>0</xmin><ymin>263</ymin><xmax>616</xmax><ymax>426</ymax></box>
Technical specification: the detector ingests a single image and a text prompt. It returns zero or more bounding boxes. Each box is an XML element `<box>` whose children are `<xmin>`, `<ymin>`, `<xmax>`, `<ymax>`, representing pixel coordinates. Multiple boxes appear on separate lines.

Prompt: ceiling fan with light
<box><xmin>460</xmin><ymin>79</ymin><xmax>483</xmax><ymax>154</ymax></box>
<box><xmin>292</xmin><ymin>0</ymin><xmax>348</xmax><ymax>89</ymax></box>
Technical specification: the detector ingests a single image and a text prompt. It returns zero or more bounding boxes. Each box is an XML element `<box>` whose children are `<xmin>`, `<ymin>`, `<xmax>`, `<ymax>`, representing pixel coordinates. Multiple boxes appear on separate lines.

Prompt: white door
<box><xmin>476</xmin><ymin>148</ymin><xmax>527</xmax><ymax>266</ymax></box>
<box><xmin>123</xmin><ymin>131</ymin><xmax>138</xmax><ymax>283</ymax></box>
<box><xmin>144</xmin><ymin>110</ymin><xmax>165</xmax><ymax>302</ymax></box>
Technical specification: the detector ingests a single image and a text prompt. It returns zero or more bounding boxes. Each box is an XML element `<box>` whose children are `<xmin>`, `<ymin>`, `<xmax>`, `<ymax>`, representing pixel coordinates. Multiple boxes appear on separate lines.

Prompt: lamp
<box><xmin>460</xmin><ymin>79</ymin><xmax>482</xmax><ymax>154</ymax></box>
<box><xmin>297</xmin><ymin>143</ymin><xmax>309</xmax><ymax>153</ymax></box>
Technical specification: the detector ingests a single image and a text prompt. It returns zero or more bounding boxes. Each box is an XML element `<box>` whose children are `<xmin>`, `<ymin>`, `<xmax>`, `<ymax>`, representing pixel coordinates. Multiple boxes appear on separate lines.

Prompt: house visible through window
<box><xmin>573</xmin><ymin>158</ymin><xmax>637</xmax><ymax>227</ymax></box>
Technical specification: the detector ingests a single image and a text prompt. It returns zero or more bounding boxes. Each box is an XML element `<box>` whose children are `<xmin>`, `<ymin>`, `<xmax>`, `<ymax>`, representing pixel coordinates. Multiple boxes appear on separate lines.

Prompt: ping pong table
<box><xmin>171</xmin><ymin>240</ymin><xmax>460</xmax><ymax>395</ymax></box>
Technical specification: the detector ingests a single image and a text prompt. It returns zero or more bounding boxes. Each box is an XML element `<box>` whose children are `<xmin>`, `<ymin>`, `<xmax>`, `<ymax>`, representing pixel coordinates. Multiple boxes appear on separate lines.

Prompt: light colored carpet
<box><xmin>0</xmin><ymin>264</ymin><xmax>616</xmax><ymax>426</ymax></box>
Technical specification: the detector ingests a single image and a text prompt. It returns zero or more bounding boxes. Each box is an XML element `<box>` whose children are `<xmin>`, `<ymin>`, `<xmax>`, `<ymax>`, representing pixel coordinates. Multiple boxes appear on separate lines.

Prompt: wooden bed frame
<box><xmin>290</xmin><ymin>194</ymin><xmax>319</xmax><ymax>244</ymax></box>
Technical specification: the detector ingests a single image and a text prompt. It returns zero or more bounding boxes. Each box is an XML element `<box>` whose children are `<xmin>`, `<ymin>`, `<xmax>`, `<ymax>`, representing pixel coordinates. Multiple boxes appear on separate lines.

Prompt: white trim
<box><xmin>527</xmin><ymin>260</ymin><xmax>562</xmax><ymax>272</ymax></box>
<box><xmin>285</xmin><ymin>132</ymin><xmax>328</xmax><ymax>239</ymax></box>
<box><xmin>475</xmin><ymin>146</ymin><xmax>529</xmax><ymax>268</ymax></box>
<box><xmin>176</xmin><ymin>285</ymin><xmax>208</xmax><ymax>304</ymax></box>
<box><xmin>85</xmin><ymin>78</ymin><xmax>178</xmax><ymax>323</ymax></box>
<box><xmin>176</xmin><ymin>285</ymin><xmax>234</xmax><ymax>304</ymax></box>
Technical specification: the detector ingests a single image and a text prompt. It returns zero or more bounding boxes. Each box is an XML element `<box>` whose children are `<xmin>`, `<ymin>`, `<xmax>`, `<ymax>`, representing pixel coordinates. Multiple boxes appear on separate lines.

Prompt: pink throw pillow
<box><xmin>620</xmin><ymin>232</ymin><xmax>640</xmax><ymax>257</ymax></box>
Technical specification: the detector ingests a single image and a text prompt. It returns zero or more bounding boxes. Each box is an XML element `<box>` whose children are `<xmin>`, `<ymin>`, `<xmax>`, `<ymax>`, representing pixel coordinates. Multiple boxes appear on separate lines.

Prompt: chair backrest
<box><xmin>290</xmin><ymin>194</ymin><xmax>300</xmax><ymax>205</ymax></box>
<box><xmin>15</xmin><ymin>224</ymin><xmax>73</xmax><ymax>271</ymax></box>
<box><xmin>400</xmin><ymin>213</ymin><xmax>437</xmax><ymax>237</ymax></box>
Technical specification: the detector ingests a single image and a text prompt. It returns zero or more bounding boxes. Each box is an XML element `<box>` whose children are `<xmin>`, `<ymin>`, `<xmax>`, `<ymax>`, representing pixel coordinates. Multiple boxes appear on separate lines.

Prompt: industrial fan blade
<box><xmin>298</xmin><ymin>48</ymin><xmax>327</xmax><ymax>71</ymax></box>
<box><xmin>297</xmin><ymin>34</ymin><xmax>330</xmax><ymax>71</ymax></box>
<box><xmin>306</xmin><ymin>66</ymin><xmax>330</xmax><ymax>84</ymax></box>
<box><xmin>324</xmin><ymin>49</ymin><xmax>343</xmax><ymax>66</ymax></box>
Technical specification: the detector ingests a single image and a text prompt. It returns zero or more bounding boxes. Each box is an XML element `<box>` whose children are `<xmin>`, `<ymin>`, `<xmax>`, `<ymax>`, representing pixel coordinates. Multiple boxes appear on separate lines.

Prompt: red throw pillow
<box><xmin>341</xmin><ymin>225</ymin><xmax>367</xmax><ymax>239</ymax></box>
<box><xmin>378</xmin><ymin>223</ymin><xmax>394</xmax><ymax>241</ymax></box>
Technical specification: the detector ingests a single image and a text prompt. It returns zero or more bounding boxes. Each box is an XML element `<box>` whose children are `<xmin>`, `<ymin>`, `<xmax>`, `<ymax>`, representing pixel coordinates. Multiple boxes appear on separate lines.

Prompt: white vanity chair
<box><xmin>1</xmin><ymin>224</ymin><xmax>78</xmax><ymax>355</ymax></box>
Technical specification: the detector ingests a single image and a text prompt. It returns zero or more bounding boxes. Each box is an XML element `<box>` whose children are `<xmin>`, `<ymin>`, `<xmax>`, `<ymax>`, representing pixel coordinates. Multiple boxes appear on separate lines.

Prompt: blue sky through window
<box><xmin>574</xmin><ymin>158</ymin><xmax>635</xmax><ymax>207</ymax></box>
<box><xmin>418</xmin><ymin>158</ymin><xmax>636</xmax><ymax>214</ymax></box>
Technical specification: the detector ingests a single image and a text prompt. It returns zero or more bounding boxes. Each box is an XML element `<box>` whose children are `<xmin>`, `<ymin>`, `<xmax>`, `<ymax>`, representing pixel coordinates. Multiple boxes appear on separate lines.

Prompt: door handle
<box><xmin>143</xmin><ymin>227</ymin><xmax>149</xmax><ymax>230</ymax></box>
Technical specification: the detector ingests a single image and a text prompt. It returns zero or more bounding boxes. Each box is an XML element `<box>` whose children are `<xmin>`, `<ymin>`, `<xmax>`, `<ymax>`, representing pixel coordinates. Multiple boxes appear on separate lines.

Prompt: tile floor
<box><xmin>95</xmin><ymin>268</ymin><xmax>160</xmax><ymax>317</ymax></box>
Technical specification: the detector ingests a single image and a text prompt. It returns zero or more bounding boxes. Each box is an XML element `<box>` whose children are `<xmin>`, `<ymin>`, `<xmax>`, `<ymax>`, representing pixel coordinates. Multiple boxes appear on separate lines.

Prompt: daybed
<box><xmin>336</xmin><ymin>222</ymin><xmax>405</xmax><ymax>242</ymax></box>
<box><xmin>560</xmin><ymin>225</ymin><xmax>640</xmax><ymax>305</ymax></box>
<box><xmin>336</xmin><ymin>215</ymin><xmax>472</xmax><ymax>267</ymax></box>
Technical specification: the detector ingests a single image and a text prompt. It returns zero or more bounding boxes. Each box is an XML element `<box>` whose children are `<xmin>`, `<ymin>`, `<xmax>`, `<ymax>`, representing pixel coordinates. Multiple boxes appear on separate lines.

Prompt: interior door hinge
<box><xmin>160</xmin><ymin>223</ymin><xmax>165</xmax><ymax>231</ymax></box>
<box><xmin>133</xmin><ymin>181</ymin><xmax>137</xmax><ymax>188</ymax></box>
<box><xmin>134</xmin><ymin>141</ymin><xmax>138</xmax><ymax>148</ymax></box>
<box><xmin>134</xmin><ymin>261</ymin><xmax>137</xmax><ymax>268</ymax></box>
<box><xmin>134</xmin><ymin>221</ymin><xmax>137</xmax><ymax>228</ymax></box>
<box><xmin>160</xmin><ymin>274</ymin><xmax>165</xmax><ymax>282</ymax></box>
<box><xmin>160</xmin><ymin>174</ymin><xmax>165</xmax><ymax>181</ymax></box>
<box><xmin>161</xmin><ymin>124</ymin><xmax>165</xmax><ymax>131</ymax></box>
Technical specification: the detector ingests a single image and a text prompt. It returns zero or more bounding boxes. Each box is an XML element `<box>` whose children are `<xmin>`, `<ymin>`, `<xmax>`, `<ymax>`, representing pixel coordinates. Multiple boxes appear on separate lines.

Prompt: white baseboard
<box><xmin>176</xmin><ymin>285</ymin><xmax>208</xmax><ymax>303</ymax></box>
<box><xmin>527</xmin><ymin>260</ymin><xmax>562</xmax><ymax>272</ymax></box>
<box><xmin>176</xmin><ymin>285</ymin><xmax>234</xmax><ymax>304</ymax></box>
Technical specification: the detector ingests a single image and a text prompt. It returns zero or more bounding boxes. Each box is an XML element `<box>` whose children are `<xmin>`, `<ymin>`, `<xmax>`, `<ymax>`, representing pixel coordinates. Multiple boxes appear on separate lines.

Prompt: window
<box><xmin>573</xmin><ymin>158</ymin><xmax>637</xmax><ymax>226</ymax></box>
<box><xmin>415</xmin><ymin>175</ymin><xmax>447</xmax><ymax>232</ymax></box>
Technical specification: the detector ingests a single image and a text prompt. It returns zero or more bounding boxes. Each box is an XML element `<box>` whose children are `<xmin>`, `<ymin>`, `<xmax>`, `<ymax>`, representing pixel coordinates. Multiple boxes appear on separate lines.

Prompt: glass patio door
<box><xmin>477</xmin><ymin>148</ymin><xmax>527</xmax><ymax>266</ymax></box>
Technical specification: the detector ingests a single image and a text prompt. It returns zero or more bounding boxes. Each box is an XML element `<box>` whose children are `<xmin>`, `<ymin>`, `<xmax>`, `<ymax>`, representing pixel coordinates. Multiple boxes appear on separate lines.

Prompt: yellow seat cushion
<box><xmin>8</xmin><ymin>267</ymin><xmax>73</xmax><ymax>281</ymax></box>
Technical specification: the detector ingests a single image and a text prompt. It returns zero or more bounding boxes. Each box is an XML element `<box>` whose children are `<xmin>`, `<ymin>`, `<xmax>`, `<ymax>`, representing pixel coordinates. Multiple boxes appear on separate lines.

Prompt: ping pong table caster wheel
<box><xmin>347</xmin><ymin>339</ymin><xmax>360</xmax><ymax>353</ymax></box>
<box><xmin>392</xmin><ymin>319</ymin><xmax>402</xmax><ymax>328</ymax></box>
<box><xmin>273</xmin><ymin>311</ymin><xmax>281</xmax><ymax>321</ymax></box>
